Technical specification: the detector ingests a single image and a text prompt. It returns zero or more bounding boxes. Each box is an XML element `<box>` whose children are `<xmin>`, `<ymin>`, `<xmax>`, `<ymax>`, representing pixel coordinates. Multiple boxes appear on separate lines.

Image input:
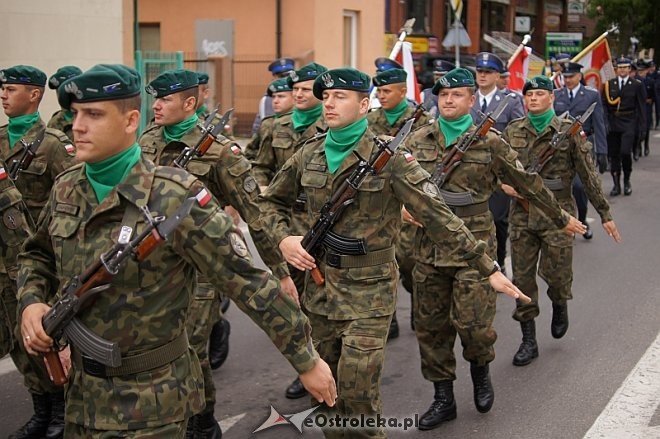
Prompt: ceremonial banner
<box><xmin>577</xmin><ymin>38</ymin><xmax>615</xmax><ymax>89</ymax></box>
<box><xmin>509</xmin><ymin>46</ymin><xmax>532</xmax><ymax>92</ymax></box>
<box><xmin>395</xmin><ymin>42</ymin><xmax>421</xmax><ymax>103</ymax></box>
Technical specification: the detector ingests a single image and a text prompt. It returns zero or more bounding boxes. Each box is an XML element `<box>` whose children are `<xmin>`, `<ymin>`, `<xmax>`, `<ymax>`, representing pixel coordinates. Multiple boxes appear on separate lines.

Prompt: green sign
<box><xmin>545</xmin><ymin>32</ymin><xmax>583</xmax><ymax>60</ymax></box>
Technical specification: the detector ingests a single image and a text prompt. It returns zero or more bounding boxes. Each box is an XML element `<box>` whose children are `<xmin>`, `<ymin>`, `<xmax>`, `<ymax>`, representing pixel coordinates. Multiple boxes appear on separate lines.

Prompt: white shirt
<box><xmin>618</xmin><ymin>76</ymin><xmax>629</xmax><ymax>89</ymax></box>
<box><xmin>478</xmin><ymin>87</ymin><xmax>497</xmax><ymax>109</ymax></box>
<box><xmin>567</xmin><ymin>83</ymin><xmax>581</xmax><ymax>99</ymax></box>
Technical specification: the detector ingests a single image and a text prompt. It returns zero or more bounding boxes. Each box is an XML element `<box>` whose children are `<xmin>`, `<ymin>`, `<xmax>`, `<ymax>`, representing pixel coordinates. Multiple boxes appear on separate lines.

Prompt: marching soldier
<box><xmin>502</xmin><ymin>76</ymin><xmax>621</xmax><ymax>367</ymax></box>
<box><xmin>138</xmin><ymin>68</ymin><xmax>297</xmax><ymax>437</ymax></box>
<box><xmin>554</xmin><ymin>62</ymin><xmax>608</xmax><ymax>239</ymax></box>
<box><xmin>406</xmin><ymin>68</ymin><xmax>583</xmax><ymax>431</ymax></box>
<box><xmin>259</xmin><ymin>67</ymin><xmax>529</xmax><ymax>438</ymax></box>
<box><xmin>1</xmin><ymin>65</ymin><xmax>77</xmax><ymax>439</ymax></box>
<box><xmin>251</xmin><ymin>57</ymin><xmax>296</xmax><ymax>135</ymax></box>
<box><xmin>635</xmin><ymin>60</ymin><xmax>655</xmax><ymax>156</ymax></box>
<box><xmin>18</xmin><ymin>63</ymin><xmax>336</xmax><ymax>438</ymax></box>
<box><xmin>602</xmin><ymin>56</ymin><xmax>646</xmax><ymax>196</ymax></box>
<box><xmin>46</xmin><ymin>65</ymin><xmax>82</xmax><ymax>140</ymax></box>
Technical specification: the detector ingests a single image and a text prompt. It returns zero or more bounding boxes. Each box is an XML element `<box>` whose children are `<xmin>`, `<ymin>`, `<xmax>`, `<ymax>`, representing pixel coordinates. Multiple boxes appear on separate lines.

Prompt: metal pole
<box><xmin>455</xmin><ymin>18</ymin><xmax>460</xmax><ymax>67</ymax></box>
<box><xmin>276</xmin><ymin>0</ymin><xmax>282</xmax><ymax>58</ymax></box>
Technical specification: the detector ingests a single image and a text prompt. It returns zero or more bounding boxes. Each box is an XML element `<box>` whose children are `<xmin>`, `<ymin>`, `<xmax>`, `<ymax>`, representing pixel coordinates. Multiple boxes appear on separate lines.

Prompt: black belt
<box><xmin>323</xmin><ymin>246</ymin><xmax>396</xmax><ymax>269</ymax></box>
<box><xmin>614</xmin><ymin>110</ymin><xmax>634</xmax><ymax>116</ymax></box>
<box><xmin>448</xmin><ymin>201</ymin><xmax>489</xmax><ymax>218</ymax></box>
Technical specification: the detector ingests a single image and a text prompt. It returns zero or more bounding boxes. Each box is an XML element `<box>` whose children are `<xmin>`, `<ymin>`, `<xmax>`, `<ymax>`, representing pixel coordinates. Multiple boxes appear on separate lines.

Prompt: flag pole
<box><xmin>550</xmin><ymin>26</ymin><xmax>618</xmax><ymax>82</ymax></box>
<box><xmin>507</xmin><ymin>34</ymin><xmax>532</xmax><ymax>68</ymax></box>
<box><xmin>369</xmin><ymin>18</ymin><xmax>415</xmax><ymax>105</ymax></box>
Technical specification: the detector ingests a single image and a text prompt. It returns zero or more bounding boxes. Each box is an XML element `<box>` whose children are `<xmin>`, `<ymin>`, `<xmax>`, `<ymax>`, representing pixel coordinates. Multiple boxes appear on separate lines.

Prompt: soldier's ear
<box><xmin>183</xmin><ymin>95</ymin><xmax>197</xmax><ymax>112</ymax></box>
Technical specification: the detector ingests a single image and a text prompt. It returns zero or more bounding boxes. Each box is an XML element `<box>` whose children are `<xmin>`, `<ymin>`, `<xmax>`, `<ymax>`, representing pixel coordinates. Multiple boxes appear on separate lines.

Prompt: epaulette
<box><xmin>488</xmin><ymin>126</ymin><xmax>502</xmax><ymax>136</ymax></box>
<box><xmin>54</xmin><ymin>162</ymin><xmax>84</xmax><ymax>182</ymax></box>
<box><xmin>154</xmin><ymin>165</ymin><xmax>198</xmax><ymax>190</ymax></box>
<box><xmin>142</xmin><ymin>123</ymin><xmax>161</xmax><ymax>135</ymax></box>
<box><xmin>509</xmin><ymin>115</ymin><xmax>527</xmax><ymax>126</ymax></box>
<box><xmin>262</xmin><ymin>114</ymin><xmax>277</xmax><ymax>122</ymax></box>
<box><xmin>45</xmin><ymin>127</ymin><xmax>71</xmax><ymax>144</ymax></box>
<box><xmin>410</xmin><ymin>118</ymin><xmax>435</xmax><ymax>136</ymax></box>
<box><xmin>584</xmin><ymin>85</ymin><xmax>598</xmax><ymax>92</ymax></box>
<box><xmin>303</xmin><ymin>131</ymin><xmax>327</xmax><ymax>147</ymax></box>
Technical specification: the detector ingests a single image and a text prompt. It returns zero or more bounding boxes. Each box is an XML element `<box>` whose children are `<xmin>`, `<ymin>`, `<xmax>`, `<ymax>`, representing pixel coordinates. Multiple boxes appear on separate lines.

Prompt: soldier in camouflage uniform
<box><xmin>367</xmin><ymin>67</ymin><xmax>432</xmax><ymax>338</ymax></box>
<box><xmin>1</xmin><ymin>65</ymin><xmax>78</xmax><ymax>439</ymax></box>
<box><xmin>244</xmin><ymin>78</ymin><xmax>294</xmax><ymax>161</ymax></box>
<box><xmin>17</xmin><ymin>64</ymin><xmax>337</xmax><ymax>439</ymax></box>
<box><xmin>502</xmin><ymin>76</ymin><xmax>621</xmax><ymax>367</ymax></box>
<box><xmin>46</xmin><ymin>66</ymin><xmax>82</xmax><ymax>141</ymax></box>
<box><xmin>138</xmin><ymin>69</ymin><xmax>297</xmax><ymax>438</ymax></box>
<box><xmin>405</xmin><ymin>68</ymin><xmax>585</xmax><ymax>431</ymax></box>
<box><xmin>259</xmin><ymin>67</ymin><xmax>528</xmax><ymax>439</ymax></box>
<box><xmin>252</xmin><ymin>62</ymin><xmax>328</xmax><ymax>400</ymax></box>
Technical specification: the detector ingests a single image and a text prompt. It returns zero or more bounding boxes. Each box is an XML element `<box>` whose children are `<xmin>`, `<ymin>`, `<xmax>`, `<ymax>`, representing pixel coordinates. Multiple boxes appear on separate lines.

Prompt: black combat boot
<box><xmin>45</xmin><ymin>391</ymin><xmax>65</xmax><ymax>439</ymax></box>
<box><xmin>196</xmin><ymin>411</ymin><xmax>223</xmax><ymax>438</ymax></box>
<box><xmin>387</xmin><ymin>312</ymin><xmax>399</xmax><ymax>341</ymax></box>
<box><xmin>470</xmin><ymin>363</ymin><xmax>494</xmax><ymax>413</ymax></box>
<box><xmin>609</xmin><ymin>172</ymin><xmax>621</xmax><ymax>196</ymax></box>
<box><xmin>623</xmin><ymin>177</ymin><xmax>632</xmax><ymax>196</ymax></box>
<box><xmin>185</xmin><ymin>414</ymin><xmax>198</xmax><ymax>439</ymax></box>
<box><xmin>551</xmin><ymin>303</ymin><xmax>569</xmax><ymax>339</ymax></box>
<box><xmin>513</xmin><ymin>320</ymin><xmax>538</xmax><ymax>366</ymax></box>
<box><xmin>209</xmin><ymin>318</ymin><xmax>231</xmax><ymax>370</ymax></box>
<box><xmin>8</xmin><ymin>392</ymin><xmax>51</xmax><ymax>439</ymax></box>
<box><xmin>285</xmin><ymin>377</ymin><xmax>308</xmax><ymax>399</ymax></box>
<box><xmin>418</xmin><ymin>381</ymin><xmax>456</xmax><ymax>430</ymax></box>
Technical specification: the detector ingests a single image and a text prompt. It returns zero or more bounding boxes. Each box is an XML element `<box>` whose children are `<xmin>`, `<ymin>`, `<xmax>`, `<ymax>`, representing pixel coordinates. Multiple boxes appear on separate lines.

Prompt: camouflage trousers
<box><xmin>412</xmin><ymin>262</ymin><xmax>497</xmax><ymax>382</ymax></box>
<box><xmin>510</xmin><ymin>225</ymin><xmax>574</xmax><ymax>322</ymax></box>
<box><xmin>64</xmin><ymin>419</ymin><xmax>187</xmax><ymax>438</ymax></box>
<box><xmin>308</xmin><ymin>312</ymin><xmax>391</xmax><ymax>439</ymax></box>
<box><xmin>185</xmin><ymin>282</ymin><xmax>222</xmax><ymax>415</ymax></box>
<box><xmin>0</xmin><ymin>274</ymin><xmax>59</xmax><ymax>394</ymax></box>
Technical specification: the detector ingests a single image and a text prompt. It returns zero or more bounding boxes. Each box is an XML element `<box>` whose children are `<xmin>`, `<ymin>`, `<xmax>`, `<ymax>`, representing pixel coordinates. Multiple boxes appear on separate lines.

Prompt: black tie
<box><xmin>569</xmin><ymin>90</ymin><xmax>574</xmax><ymax>102</ymax></box>
<box><xmin>481</xmin><ymin>98</ymin><xmax>487</xmax><ymax>113</ymax></box>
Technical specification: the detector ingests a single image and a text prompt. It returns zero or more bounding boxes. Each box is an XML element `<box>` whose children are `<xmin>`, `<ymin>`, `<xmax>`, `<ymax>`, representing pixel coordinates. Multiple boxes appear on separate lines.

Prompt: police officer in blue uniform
<box><xmin>421</xmin><ymin>59</ymin><xmax>455</xmax><ymax>118</ymax></box>
<box><xmin>251</xmin><ymin>57</ymin><xmax>296</xmax><ymax>135</ymax></box>
<box><xmin>554</xmin><ymin>62</ymin><xmax>608</xmax><ymax>239</ymax></box>
<box><xmin>602</xmin><ymin>56</ymin><xmax>646</xmax><ymax>196</ymax></box>
<box><xmin>470</xmin><ymin>52</ymin><xmax>525</xmax><ymax>271</ymax></box>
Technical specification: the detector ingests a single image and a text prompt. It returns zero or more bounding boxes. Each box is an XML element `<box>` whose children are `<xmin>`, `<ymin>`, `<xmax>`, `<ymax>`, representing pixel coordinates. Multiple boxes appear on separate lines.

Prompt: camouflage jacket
<box><xmin>406</xmin><ymin>121</ymin><xmax>570</xmax><ymax>267</ymax></box>
<box><xmin>138</xmin><ymin>123</ymin><xmax>289</xmax><ymax>278</ymax></box>
<box><xmin>0</xmin><ymin>119</ymin><xmax>77</xmax><ymax>221</ymax></box>
<box><xmin>252</xmin><ymin>113</ymin><xmax>327</xmax><ymax>186</ymax></box>
<box><xmin>503</xmin><ymin>115</ymin><xmax>612</xmax><ymax>230</ymax></box>
<box><xmin>244</xmin><ymin>113</ymin><xmax>279</xmax><ymax>162</ymax></box>
<box><xmin>366</xmin><ymin>105</ymin><xmax>431</xmax><ymax>137</ymax></box>
<box><xmin>259</xmin><ymin>129</ymin><xmax>496</xmax><ymax>320</ymax></box>
<box><xmin>17</xmin><ymin>156</ymin><xmax>319</xmax><ymax>430</ymax></box>
<box><xmin>0</xmin><ymin>159</ymin><xmax>32</xmax><ymax>280</ymax></box>
<box><xmin>47</xmin><ymin>109</ymin><xmax>74</xmax><ymax>141</ymax></box>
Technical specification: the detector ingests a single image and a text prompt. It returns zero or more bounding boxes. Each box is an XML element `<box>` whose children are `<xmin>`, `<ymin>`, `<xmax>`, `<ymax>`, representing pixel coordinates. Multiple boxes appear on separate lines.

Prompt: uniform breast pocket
<box><xmin>460</xmin><ymin>150</ymin><xmax>492</xmax><ymax>177</ymax></box>
<box><xmin>48</xmin><ymin>214</ymin><xmax>81</xmax><ymax>276</ymax></box>
<box><xmin>355</xmin><ymin>175</ymin><xmax>386</xmax><ymax>219</ymax></box>
<box><xmin>187</xmin><ymin>161</ymin><xmax>212</xmax><ymax>179</ymax></box>
<box><xmin>21</xmin><ymin>159</ymin><xmax>49</xmax><ymax>197</ymax></box>
<box><xmin>300</xmin><ymin>171</ymin><xmax>328</xmax><ymax>212</ymax></box>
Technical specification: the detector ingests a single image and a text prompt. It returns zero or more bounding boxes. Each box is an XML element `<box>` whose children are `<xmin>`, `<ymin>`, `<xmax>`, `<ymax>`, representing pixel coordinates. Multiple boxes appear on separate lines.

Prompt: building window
<box><xmin>139</xmin><ymin>23</ymin><xmax>161</xmax><ymax>52</ymax></box>
<box><xmin>343</xmin><ymin>10</ymin><xmax>358</xmax><ymax>67</ymax></box>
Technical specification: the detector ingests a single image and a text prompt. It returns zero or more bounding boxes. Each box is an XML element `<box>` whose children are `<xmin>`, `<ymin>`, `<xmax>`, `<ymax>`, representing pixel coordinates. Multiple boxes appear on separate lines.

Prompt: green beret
<box><xmin>197</xmin><ymin>72</ymin><xmax>209</xmax><ymax>85</ymax></box>
<box><xmin>0</xmin><ymin>65</ymin><xmax>47</xmax><ymax>87</ymax></box>
<box><xmin>372</xmin><ymin>68</ymin><xmax>407</xmax><ymax>87</ymax></box>
<box><xmin>312</xmin><ymin>68</ymin><xmax>371</xmax><ymax>100</ymax></box>
<box><xmin>48</xmin><ymin>66</ymin><xmax>82</xmax><ymax>90</ymax></box>
<box><xmin>146</xmin><ymin>69</ymin><xmax>199</xmax><ymax>98</ymax></box>
<box><xmin>267</xmin><ymin>78</ymin><xmax>292</xmax><ymax>97</ymax></box>
<box><xmin>287</xmin><ymin>62</ymin><xmax>328</xmax><ymax>86</ymax></box>
<box><xmin>523</xmin><ymin>75</ymin><xmax>553</xmax><ymax>94</ymax></box>
<box><xmin>431</xmin><ymin>68</ymin><xmax>475</xmax><ymax>95</ymax></box>
<box><xmin>57</xmin><ymin>64</ymin><xmax>141</xmax><ymax>110</ymax></box>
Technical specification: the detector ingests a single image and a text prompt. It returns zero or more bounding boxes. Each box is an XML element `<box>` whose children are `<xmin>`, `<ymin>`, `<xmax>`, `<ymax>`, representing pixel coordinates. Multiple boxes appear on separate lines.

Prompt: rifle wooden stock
<box><xmin>197</xmin><ymin>135</ymin><xmax>215</xmax><ymax>157</ymax></box>
<box><xmin>43</xmin><ymin>351</ymin><xmax>67</xmax><ymax>386</ymax></box>
<box><xmin>310</xmin><ymin>268</ymin><xmax>324</xmax><ymax>285</ymax></box>
<box><xmin>134</xmin><ymin>229</ymin><xmax>165</xmax><ymax>261</ymax></box>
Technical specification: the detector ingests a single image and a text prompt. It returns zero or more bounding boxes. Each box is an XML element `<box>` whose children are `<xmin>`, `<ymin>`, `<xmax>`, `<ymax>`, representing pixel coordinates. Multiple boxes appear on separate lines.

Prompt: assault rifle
<box><xmin>8</xmin><ymin>130</ymin><xmax>45</xmax><ymax>181</ymax></box>
<box><xmin>430</xmin><ymin>93</ymin><xmax>513</xmax><ymax>188</ymax></box>
<box><xmin>40</xmin><ymin>196</ymin><xmax>196</xmax><ymax>385</ymax></box>
<box><xmin>172</xmin><ymin>108</ymin><xmax>234</xmax><ymax>168</ymax></box>
<box><xmin>517</xmin><ymin>102</ymin><xmax>596</xmax><ymax>212</ymax></box>
<box><xmin>301</xmin><ymin>118</ymin><xmax>414</xmax><ymax>286</ymax></box>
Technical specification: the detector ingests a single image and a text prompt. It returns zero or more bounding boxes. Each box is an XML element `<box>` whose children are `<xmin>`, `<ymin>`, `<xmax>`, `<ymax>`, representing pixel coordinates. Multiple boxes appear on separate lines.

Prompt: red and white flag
<box><xmin>395</xmin><ymin>42</ymin><xmax>421</xmax><ymax>103</ymax></box>
<box><xmin>577</xmin><ymin>38</ymin><xmax>615</xmax><ymax>90</ymax></box>
<box><xmin>195</xmin><ymin>188</ymin><xmax>212</xmax><ymax>207</ymax></box>
<box><xmin>508</xmin><ymin>46</ymin><xmax>532</xmax><ymax>93</ymax></box>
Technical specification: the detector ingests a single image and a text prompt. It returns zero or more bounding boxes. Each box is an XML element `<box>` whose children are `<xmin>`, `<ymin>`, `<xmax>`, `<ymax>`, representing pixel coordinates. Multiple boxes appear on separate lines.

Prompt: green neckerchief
<box><xmin>527</xmin><ymin>108</ymin><xmax>555</xmax><ymax>134</ymax></box>
<box><xmin>164</xmin><ymin>114</ymin><xmax>199</xmax><ymax>143</ymax></box>
<box><xmin>325</xmin><ymin>117</ymin><xmax>368</xmax><ymax>174</ymax></box>
<box><xmin>438</xmin><ymin>114</ymin><xmax>473</xmax><ymax>147</ymax></box>
<box><xmin>195</xmin><ymin>104</ymin><xmax>208</xmax><ymax>118</ymax></box>
<box><xmin>84</xmin><ymin>143</ymin><xmax>141</xmax><ymax>202</ymax></box>
<box><xmin>384</xmin><ymin>99</ymin><xmax>409</xmax><ymax>126</ymax></box>
<box><xmin>7</xmin><ymin>112</ymin><xmax>40</xmax><ymax>148</ymax></box>
<box><xmin>292</xmin><ymin>104</ymin><xmax>323</xmax><ymax>133</ymax></box>
<box><xmin>63</xmin><ymin>110</ymin><xmax>74</xmax><ymax>122</ymax></box>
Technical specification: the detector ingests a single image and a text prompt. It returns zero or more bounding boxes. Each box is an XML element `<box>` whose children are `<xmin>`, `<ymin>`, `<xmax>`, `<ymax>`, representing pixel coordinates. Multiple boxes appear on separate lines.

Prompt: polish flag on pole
<box><xmin>395</xmin><ymin>42</ymin><xmax>422</xmax><ymax>103</ymax></box>
<box><xmin>508</xmin><ymin>46</ymin><xmax>532</xmax><ymax>93</ymax></box>
<box><xmin>577</xmin><ymin>38</ymin><xmax>615</xmax><ymax>90</ymax></box>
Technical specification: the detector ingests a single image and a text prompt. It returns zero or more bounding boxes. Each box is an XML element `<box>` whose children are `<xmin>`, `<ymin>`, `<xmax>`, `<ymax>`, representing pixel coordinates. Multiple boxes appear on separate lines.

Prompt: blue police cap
<box><xmin>432</xmin><ymin>59</ymin><xmax>456</xmax><ymax>74</ymax></box>
<box><xmin>475</xmin><ymin>52</ymin><xmax>504</xmax><ymax>72</ymax></box>
<box><xmin>616</xmin><ymin>56</ymin><xmax>632</xmax><ymax>67</ymax></box>
<box><xmin>268</xmin><ymin>58</ymin><xmax>295</xmax><ymax>74</ymax></box>
<box><xmin>374</xmin><ymin>57</ymin><xmax>403</xmax><ymax>72</ymax></box>
<box><xmin>562</xmin><ymin>62</ymin><xmax>583</xmax><ymax>75</ymax></box>
<box><xmin>555</xmin><ymin>53</ymin><xmax>571</xmax><ymax>63</ymax></box>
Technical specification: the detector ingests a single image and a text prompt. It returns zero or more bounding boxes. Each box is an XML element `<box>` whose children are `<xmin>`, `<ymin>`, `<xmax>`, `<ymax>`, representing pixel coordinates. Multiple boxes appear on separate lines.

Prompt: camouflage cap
<box><xmin>197</xmin><ymin>72</ymin><xmax>209</xmax><ymax>85</ymax></box>
<box><xmin>146</xmin><ymin>69</ymin><xmax>199</xmax><ymax>98</ymax></box>
<box><xmin>372</xmin><ymin>68</ymin><xmax>407</xmax><ymax>87</ymax></box>
<box><xmin>286</xmin><ymin>62</ymin><xmax>328</xmax><ymax>86</ymax></box>
<box><xmin>431</xmin><ymin>68</ymin><xmax>475</xmax><ymax>95</ymax></box>
<box><xmin>267</xmin><ymin>78</ymin><xmax>293</xmax><ymax>97</ymax></box>
<box><xmin>57</xmin><ymin>64</ymin><xmax>141</xmax><ymax>110</ymax></box>
<box><xmin>0</xmin><ymin>65</ymin><xmax>47</xmax><ymax>87</ymax></box>
<box><xmin>312</xmin><ymin>68</ymin><xmax>371</xmax><ymax>100</ymax></box>
<box><xmin>523</xmin><ymin>75</ymin><xmax>553</xmax><ymax>94</ymax></box>
<box><xmin>48</xmin><ymin>66</ymin><xmax>83</xmax><ymax>90</ymax></box>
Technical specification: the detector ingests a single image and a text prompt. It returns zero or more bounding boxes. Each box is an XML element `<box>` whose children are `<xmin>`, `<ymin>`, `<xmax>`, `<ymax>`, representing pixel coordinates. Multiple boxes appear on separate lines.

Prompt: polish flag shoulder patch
<box><xmin>404</xmin><ymin>152</ymin><xmax>415</xmax><ymax>163</ymax></box>
<box><xmin>0</xmin><ymin>167</ymin><xmax>7</xmax><ymax>180</ymax></box>
<box><xmin>230</xmin><ymin>145</ymin><xmax>241</xmax><ymax>155</ymax></box>
<box><xmin>195</xmin><ymin>188</ymin><xmax>212</xmax><ymax>207</ymax></box>
<box><xmin>64</xmin><ymin>143</ymin><xmax>75</xmax><ymax>154</ymax></box>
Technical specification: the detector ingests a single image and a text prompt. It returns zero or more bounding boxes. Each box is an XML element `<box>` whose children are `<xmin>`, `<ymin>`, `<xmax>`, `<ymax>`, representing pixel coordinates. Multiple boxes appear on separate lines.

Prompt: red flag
<box><xmin>395</xmin><ymin>42</ymin><xmax>421</xmax><ymax>103</ymax></box>
<box><xmin>577</xmin><ymin>38</ymin><xmax>615</xmax><ymax>90</ymax></box>
<box><xmin>508</xmin><ymin>46</ymin><xmax>531</xmax><ymax>93</ymax></box>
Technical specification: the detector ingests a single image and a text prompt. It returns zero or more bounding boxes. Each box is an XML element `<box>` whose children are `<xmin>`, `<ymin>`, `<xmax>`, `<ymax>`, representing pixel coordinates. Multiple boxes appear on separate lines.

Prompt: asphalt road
<box><xmin>1</xmin><ymin>135</ymin><xmax>659</xmax><ymax>438</ymax></box>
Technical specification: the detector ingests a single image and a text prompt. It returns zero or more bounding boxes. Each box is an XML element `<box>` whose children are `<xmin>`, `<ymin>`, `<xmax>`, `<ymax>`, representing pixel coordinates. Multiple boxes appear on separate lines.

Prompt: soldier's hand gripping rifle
<box><xmin>517</xmin><ymin>102</ymin><xmax>596</xmax><ymax>212</ymax></box>
<box><xmin>40</xmin><ymin>196</ymin><xmax>197</xmax><ymax>385</ymax></box>
<box><xmin>172</xmin><ymin>108</ymin><xmax>234</xmax><ymax>168</ymax></box>
<box><xmin>430</xmin><ymin>93</ymin><xmax>513</xmax><ymax>188</ymax></box>
<box><xmin>300</xmin><ymin>118</ymin><xmax>415</xmax><ymax>286</ymax></box>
